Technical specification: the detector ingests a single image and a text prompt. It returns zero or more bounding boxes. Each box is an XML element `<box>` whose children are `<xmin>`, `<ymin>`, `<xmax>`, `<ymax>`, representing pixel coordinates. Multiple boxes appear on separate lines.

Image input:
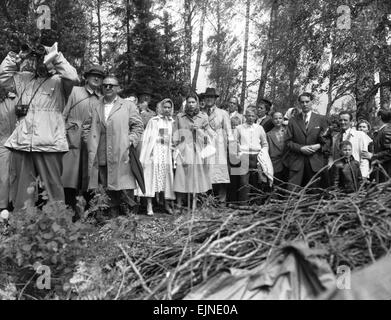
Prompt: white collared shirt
<box><xmin>303</xmin><ymin>111</ymin><xmax>312</xmax><ymax>124</ymax></box>
<box><xmin>104</xmin><ymin>97</ymin><xmax>117</xmax><ymax>121</ymax></box>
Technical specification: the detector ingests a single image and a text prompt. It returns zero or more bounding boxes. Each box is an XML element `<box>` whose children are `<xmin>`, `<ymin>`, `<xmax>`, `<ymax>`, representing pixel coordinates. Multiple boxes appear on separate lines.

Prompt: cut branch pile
<box><xmin>90</xmin><ymin>182</ymin><xmax>391</xmax><ymax>300</ymax></box>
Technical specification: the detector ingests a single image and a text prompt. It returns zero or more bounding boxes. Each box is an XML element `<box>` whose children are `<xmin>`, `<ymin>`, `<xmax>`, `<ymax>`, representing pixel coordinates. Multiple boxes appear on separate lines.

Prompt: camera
<box><xmin>20</xmin><ymin>43</ymin><xmax>46</xmax><ymax>59</ymax></box>
<box><xmin>15</xmin><ymin>104</ymin><xmax>29</xmax><ymax>118</ymax></box>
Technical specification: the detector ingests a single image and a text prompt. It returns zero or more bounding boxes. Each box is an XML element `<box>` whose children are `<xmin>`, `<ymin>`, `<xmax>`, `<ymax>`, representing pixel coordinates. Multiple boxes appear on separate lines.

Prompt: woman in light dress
<box><xmin>138</xmin><ymin>99</ymin><xmax>175</xmax><ymax>216</ymax></box>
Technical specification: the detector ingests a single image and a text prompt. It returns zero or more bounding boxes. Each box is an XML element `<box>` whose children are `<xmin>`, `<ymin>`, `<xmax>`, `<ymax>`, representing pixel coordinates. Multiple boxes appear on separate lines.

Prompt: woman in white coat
<box><xmin>138</xmin><ymin>98</ymin><xmax>175</xmax><ymax>215</ymax></box>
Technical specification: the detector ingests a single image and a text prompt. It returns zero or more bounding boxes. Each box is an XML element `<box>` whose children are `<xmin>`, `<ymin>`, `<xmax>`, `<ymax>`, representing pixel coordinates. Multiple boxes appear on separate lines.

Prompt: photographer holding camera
<box><xmin>0</xmin><ymin>40</ymin><xmax>79</xmax><ymax>209</ymax></box>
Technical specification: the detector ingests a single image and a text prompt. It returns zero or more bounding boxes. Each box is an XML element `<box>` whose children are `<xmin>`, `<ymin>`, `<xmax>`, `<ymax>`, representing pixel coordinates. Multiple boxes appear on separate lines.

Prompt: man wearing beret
<box><xmin>62</xmin><ymin>64</ymin><xmax>105</xmax><ymax>216</ymax></box>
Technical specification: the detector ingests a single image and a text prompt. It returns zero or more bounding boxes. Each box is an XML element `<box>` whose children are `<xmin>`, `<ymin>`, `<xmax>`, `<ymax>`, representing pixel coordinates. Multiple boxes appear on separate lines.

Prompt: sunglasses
<box><xmin>102</xmin><ymin>84</ymin><xmax>119</xmax><ymax>89</ymax></box>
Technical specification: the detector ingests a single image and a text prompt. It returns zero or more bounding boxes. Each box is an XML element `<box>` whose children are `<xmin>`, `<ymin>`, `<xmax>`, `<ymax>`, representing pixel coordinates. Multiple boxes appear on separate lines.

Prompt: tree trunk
<box><xmin>183</xmin><ymin>0</ymin><xmax>192</xmax><ymax>92</ymax></box>
<box><xmin>85</xmin><ymin>1</ymin><xmax>94</xmax><ymax>65</ymax></box>
<box><xmin>240</xmin><ymin>0</ymin><xmax>250</xmax><ymax>110</ymax></box>
<box><xmin>257</xmin><ymin>0</ymin><xmax>279</xmax><ymax>102</ymax></box>
<box><xmin>326</xmin><ymin>42</ymin><xmax>336</xmax><ymax>116</ymax></box>
<box><xmin>126</xmin><ymin>0</ymin><xmax>131</xmax><ymax>85</ymax></box>
<box><xmin>287</xmin><ymin>56</ymin><xmax>297</xmax><ymax>109</ymax></box>
<box><xmin>378</xmin><ymin>1</ymin><xmax>391</xmax><ymax>108</ymax></box>
<box><xmin>191</xmin><ymin>0</ymin><xmax>207</xmax><ymax>92</ymax></box>
<box><xmin>97</xmin><ymin>0</ymin><xmax>103</xmax><ymax>65</ymax></box>
<box><xmin>216</xmin><ymin>0</ymin><xmax>222</xmax><ymax>95</ymax></box>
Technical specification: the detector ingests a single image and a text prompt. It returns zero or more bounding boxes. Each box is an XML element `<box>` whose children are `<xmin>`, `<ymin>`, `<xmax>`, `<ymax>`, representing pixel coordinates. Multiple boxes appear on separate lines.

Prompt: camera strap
<box><xmin>16</xmin><ymin>77</ymin><xmax>49</xmax><ymax>109</ymax></box>
<box><xmin>64</xmin><ymin>95</ymin><xmax>91</xmax><ymax>123</ymax></box>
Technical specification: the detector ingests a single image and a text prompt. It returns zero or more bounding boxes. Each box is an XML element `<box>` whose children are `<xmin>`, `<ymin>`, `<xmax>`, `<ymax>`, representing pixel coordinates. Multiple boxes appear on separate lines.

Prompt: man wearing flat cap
<box><xmin>203</xmin><ymin>87</ymin><xmax>233</xmax><ymax>203</ymax></box>
<box><xmin>62</xmin><ymin>64</ymin><xmax>105</xmax><ymax>215</ymax></box>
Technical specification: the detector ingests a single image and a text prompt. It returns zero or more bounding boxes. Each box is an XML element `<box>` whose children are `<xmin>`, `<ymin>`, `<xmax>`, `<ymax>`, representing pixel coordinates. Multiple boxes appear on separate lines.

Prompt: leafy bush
<box><xmin>0</xmin><ymin>200</ymin><xmax>93</xmax><ymax>298</ymax></box>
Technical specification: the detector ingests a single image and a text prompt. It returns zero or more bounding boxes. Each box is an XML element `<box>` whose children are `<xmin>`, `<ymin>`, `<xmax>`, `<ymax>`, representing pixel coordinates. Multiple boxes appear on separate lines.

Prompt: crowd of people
<box><xmin>1</xmin><ymin>42</ymin><xmax>391</xmax><ymax>221</ymax></box>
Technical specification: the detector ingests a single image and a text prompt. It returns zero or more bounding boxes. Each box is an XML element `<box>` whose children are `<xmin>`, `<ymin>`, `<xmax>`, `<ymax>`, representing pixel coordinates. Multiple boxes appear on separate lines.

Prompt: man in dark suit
<box><xmin>284</xmin><ymin>92</ymin><xmax>329</xmax><ymax>190</ymax></box>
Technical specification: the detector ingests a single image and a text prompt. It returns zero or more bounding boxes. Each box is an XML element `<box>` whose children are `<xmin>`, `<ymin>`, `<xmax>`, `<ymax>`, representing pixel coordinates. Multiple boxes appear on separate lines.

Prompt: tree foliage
<box><xmin>205</xmin><ymin>0</ymin><xmax>241</xmax><ymax>103</ymax></box>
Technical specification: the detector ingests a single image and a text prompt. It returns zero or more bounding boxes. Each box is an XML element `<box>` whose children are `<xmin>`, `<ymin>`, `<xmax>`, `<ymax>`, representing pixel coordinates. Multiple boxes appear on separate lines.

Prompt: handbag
<box><xmin>200</xmin><ymin>144</ymin><xmax>216</xmax><ymax>159</ymax></box>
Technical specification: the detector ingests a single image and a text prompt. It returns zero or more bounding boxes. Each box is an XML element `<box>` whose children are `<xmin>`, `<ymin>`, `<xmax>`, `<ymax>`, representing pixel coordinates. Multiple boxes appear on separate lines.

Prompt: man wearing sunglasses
<box><xmin>85</xmin><ymin>75</ymin><xmax>144</xmax><ymax>218</ymax></box>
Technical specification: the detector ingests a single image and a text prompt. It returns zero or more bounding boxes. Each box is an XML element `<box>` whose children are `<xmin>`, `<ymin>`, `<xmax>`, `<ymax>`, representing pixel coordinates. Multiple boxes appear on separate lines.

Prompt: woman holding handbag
<box><xmin>138</xmin><ymin>98</ymin><xmax>176</xmax><ymax>216</ymax></box>
<box><xmin>172</xmin><ymin>93</ymin><xmax>215</xmax><ymax>212</ymax></box>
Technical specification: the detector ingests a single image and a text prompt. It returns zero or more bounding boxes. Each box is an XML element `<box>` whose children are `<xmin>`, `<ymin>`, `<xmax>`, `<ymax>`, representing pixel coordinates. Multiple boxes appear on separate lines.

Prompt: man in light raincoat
<box><xmin>62</xmin><ymin>64</ymin><xmax>105</xmax><ymax>213</ymax></box>
<box><xmin>0</xmin><ymin>41</ymin><xmax>79</xmax><ymax>209</ymax></box>
<box><xmin>202</xmin><ymin>87</ymin><xmax>234</xmax><ymax>203</ymax></box>
<box><xmin>86</xmin><ymin>75</ymin><xmax>144</xmax><ymax>216</ymax></box>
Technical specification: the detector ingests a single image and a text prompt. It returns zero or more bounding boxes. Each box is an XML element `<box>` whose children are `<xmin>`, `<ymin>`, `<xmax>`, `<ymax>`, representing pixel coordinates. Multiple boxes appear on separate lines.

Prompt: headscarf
<box><xmin>156</xmin><ymin>98</ymin><xmax>174</xmax><ymax>117</ymax></box>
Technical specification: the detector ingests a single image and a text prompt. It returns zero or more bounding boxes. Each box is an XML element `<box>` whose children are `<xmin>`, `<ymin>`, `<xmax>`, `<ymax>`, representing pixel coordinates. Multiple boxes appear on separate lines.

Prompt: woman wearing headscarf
<box><xmin>138</xmin><ymin>98</ymin><xmax>175</xmax><ymax>216</ymax></box>
<box><xmin>172</xmin><ymin>93</ymin><xmax>215</xmax><ymax>211</ymax></box>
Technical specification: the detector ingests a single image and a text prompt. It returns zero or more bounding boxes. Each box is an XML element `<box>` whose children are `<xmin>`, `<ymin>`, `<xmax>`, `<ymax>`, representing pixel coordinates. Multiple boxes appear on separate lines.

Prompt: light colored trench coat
<box><xmin>138</xmin><ymin>115</ymin><xmax>175</xmax><ymax>199</ymax></box>
<box><xmin>86</xmin><ymin>97</ymin><xmax>144</xmax><ymax>191</ymax></box>
<box><xmin>206</xmin><ymin>106</ymin><xmax>233</xmax><ymax>184</ymax></box>
<box><xmin>0</xmin><ymin>95</ymin><xmax>16</xmax><ymax>207</ymax></box>
<box><xmin>0</xmin><ymin>52</ymin><xmax>79</xmax><ymax>152</ymax></box>
<box><xmin>173</xmin><ymin>112</ymin><xmax>215</xmax><ymax>193</ymax></box>
<box><xmin>62</xmin><ymin>86</ymin><xmax>100</xmax><ymax>190</ymax></box>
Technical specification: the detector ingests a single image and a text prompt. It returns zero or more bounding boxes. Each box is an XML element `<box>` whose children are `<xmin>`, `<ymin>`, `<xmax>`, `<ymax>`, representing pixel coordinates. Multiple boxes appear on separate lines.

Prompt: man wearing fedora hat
<box><xmin>62</xmin><ymin>64</ymin><xmax>105</xmax><ymax>217</ymax></box>
<box><xmin>203</xmin><ymin>87</ymin><xmax>233</xmax><ymax>203</ymax></box>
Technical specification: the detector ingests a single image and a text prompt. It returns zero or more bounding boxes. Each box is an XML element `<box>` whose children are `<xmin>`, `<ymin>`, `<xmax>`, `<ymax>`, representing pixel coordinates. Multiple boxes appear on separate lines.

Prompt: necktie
<box><xmin>340</xmin><ymin>130</ymin><xmax>346</xmax><ymax>142</ymax></box>
<box><xmin>304</xmin><ymin>114</ymin><xmax>309</xmax><ymax>129</ymax></box>
<box><xmin>339</xmin><ymin>130</ymin><xmax>346</xmax><ymax>153</ymax></box>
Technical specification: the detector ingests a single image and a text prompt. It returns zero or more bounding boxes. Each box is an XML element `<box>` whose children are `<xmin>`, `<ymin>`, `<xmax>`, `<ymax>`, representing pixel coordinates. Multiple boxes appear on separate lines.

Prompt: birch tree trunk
<box><xmin>126</xmin><ymin>0</ymin><xmax>131</xmax><ymax>85</ymax></box>
<box><xmin>326</xmin><ymin>43</ymin><xmax>335</xmax><ymax>116</ymax></box>
<box><xmin>191</xmin><ymin>0</ymin><xmax>208</xmax><ymax>92</ymax></box>
<box><xmin>97</xmin><ymin>0</ymin><xmax>103</xmax><ymax>64</ymax></box>
<box><xmin>240</xmin><ymin>0</ymin><xmax>250</xmax><ymax>110</ymax></box>
<box><xmin>257</xmin><ymin>0</ymin><xmax>279</xmax><ymax>102</ymax></box>
<box><xmin>378</xmin><ymin>0</ymin><xmax>391</xmax><ymax>108</ymax></box>
<box><xmin>183</xmin><ymin>0</ymin><xmax>192</xmax><ymax>91</ymax></box>
<box><xmin>216</xmin><ymin>0</ymin><xmax>222</xmax><ymax>94</ymax></box>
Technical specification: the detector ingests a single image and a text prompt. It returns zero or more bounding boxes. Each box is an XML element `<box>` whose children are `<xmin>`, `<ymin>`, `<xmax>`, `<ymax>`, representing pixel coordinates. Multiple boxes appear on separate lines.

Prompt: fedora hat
<box><xmin>84</xmin><ymin>64</ymin><xmax>105</xmax><ymax>78</ymax></box>
<box><xmin>198</xmin><ymin>92</ymin><xmax>205</xmax><ymax>100</ymax></box>
<box><xmin>203</xmin><ymin>87</ymin><xmax>219</xmax><ymax>98</ymax></box>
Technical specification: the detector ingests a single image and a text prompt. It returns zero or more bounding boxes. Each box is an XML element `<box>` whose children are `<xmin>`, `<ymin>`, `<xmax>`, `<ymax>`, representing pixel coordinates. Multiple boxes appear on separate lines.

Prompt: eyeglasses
<box><xmin>102</xmin><ymin>84</ymin><xmax>118</xmax><ymax>89</ymax></box>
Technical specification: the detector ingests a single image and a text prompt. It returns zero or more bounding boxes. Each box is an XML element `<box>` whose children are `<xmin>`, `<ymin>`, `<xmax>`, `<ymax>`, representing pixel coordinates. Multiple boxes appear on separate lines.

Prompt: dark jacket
<box><xmin>267</xmin><ymin>128</ymin><xmax>287</xmax><ymax>173</ymax></box>
<box><xmin>331</xmin><ymin>156</ymin><xmax>362</xmax><ymax>193</ymax></box>
<box><xmin>258</xmin><ymin>115</ymin><xmax>274</xmax><ymax>133</ymax></box>
<box><xmin>284</xmin><ymin>112</ymin><xmax>329</xmax><ymax>173</ymax></box>
<box><xmin>372</xmin><ymin>123</ymin><xmax>391</xmax><ymax>181</ymax></box>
